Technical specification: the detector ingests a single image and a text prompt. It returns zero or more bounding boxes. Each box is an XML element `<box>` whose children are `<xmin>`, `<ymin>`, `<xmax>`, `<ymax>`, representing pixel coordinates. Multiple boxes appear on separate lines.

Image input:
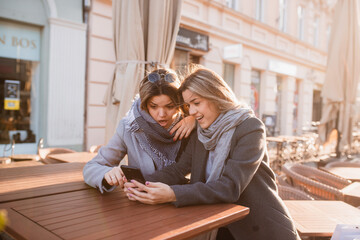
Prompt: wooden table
<box><xmin>284</xmin><ymin>200</ymin><xmax>360</xmax><ymax>237</ymax></box>
<box><xmin>0</xmin><ymin>162</ymin><xmax>89</xmax><ymax>203</ymax></box>
<box><xmin>47</xmin><ymin>152</ymin><xmax>97</xmax><ymax>163</ymax></box>
<box><xmin>321</xmin><ymin>166</ymin><xmax>360</xmax><ymax>182</ymax></box>
<box><xmin>11</xmin><ymin>154</ymin><xmax>40</xmax><ymax>161</ymax></box>
<box><xmin>1</xmin><ymin>188</ymin><xmax>249</xmax><ymax>240</ymax></box>
<box><xmin>0</xmin><ymin>160</ymin><xmax>44</xmax><ymax>168</ymax></box>
<box><xmin>342</xmin><ymin>182</ymin><xmax>360</xmax><ymax>207</ymax></box>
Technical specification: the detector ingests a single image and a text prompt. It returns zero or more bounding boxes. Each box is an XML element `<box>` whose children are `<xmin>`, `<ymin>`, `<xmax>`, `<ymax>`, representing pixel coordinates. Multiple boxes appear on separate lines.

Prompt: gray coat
<box><xmin>146</xmin><ymin>117</ymin><xmax>300</xmax><ymax>240</ymax></box>
<box><xmin>83</xmin><ymin>108</ymin><xmax>168</xmax><ymax>193</ymax></box>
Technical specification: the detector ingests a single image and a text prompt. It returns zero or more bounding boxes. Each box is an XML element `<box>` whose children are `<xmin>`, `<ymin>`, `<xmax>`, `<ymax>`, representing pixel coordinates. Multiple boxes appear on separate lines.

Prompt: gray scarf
<box><xmin>130</xmin><ymin>98</ymin><xmax>181</xmax><ymax>170</ymax></box>
<box><xmin>197</xmin><ymin>107</ymin><xmax>253</xmax><ymax>182</ymax></box>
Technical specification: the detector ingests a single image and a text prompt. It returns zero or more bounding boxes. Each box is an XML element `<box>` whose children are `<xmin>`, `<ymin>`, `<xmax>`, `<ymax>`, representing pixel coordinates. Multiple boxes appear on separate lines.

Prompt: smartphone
<box><xmin>120</xmin><ymin>165</ymin><xmax>146</xmax><ymax>184</ymax></box>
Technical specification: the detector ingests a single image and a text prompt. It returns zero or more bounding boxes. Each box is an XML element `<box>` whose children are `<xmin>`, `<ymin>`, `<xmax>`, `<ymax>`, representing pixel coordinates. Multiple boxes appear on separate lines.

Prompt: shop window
<box><xmin>223</xmin><ymin>63</ymin><xmax>235</xmax><ymax>89</ymax></box>
<box><xmin>189</xmin><ymin>55</ymin><xmax>200</xmax><ymax>64</ymax></box>
<box><xmin>297</xmin><ymin>6</ymin><xmax>305</xmax><ymax>40</ymax></box>
<box><xmin>0</xmin><ymin>57</ymin><xmax>36</xmax><ymax>144</ymax></box>
<box><xmin>256</xmin><ymin>0</ymin><xmax>264</xmax><ymax>22</ymax></box>
<box><xmin>279</xmin><ymin>0</ymin><xmax>287</xmax><ymax>32</ymax></box>
<box><xmin>313</xmin><ymin>16</ymin><xmax>319</xmax><ymax>47</ymax></box>
<box><xmin>171</xmin><ymin>49</ymin><xmax>188</xmax><ymax>76</ymax></box>
<box><xmin>293</xmin><ymin>80</ymin><xmax>300</xmax><ymax>134</ymax></box>
<box><xmin>275</xmin><ymin>76</ymin><xmax>283</xmax><ymax>135</ymax></box>
<box><xmin>250</xmin><ymin>70</ymin><xmax>261</xmax><ymax>117</ymax></box>
<box><xmin>170</xmin><ymin>48</ymin><xmax>202</xmax><ymax>76</ymax></box>
<box><xmin>312</xmin><ymin>90</ymin><xmax>322</xmax><ymax>121</ymax></box>
<box><xmin>326</xmin><ymin>25</ymin><xmax>331</xmax><ymax>49</ymax></box>
<box><xmin>225</xmin><ymin>0</ymin><xmax>238</xmax><ymax>11</ymax></box>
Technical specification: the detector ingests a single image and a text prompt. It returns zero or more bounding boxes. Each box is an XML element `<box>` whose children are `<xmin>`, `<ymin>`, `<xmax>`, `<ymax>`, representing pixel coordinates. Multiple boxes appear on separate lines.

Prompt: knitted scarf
<box><xmin>197</xmin><ymin>107</ymin><xmax>254</xmax><ymax>182</ymax></box>
<box><xmin>131</xmin><ymin>98</ymin><xmax>181</xmax><ymax>170</ymax></box>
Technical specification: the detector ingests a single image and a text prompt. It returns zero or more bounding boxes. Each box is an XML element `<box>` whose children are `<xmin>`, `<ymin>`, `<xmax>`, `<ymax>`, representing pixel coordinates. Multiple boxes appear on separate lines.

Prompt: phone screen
<box><xmin>120</xmin><ymin>165</ymin><xmax>146</xmax><ymax>184</ymax></box>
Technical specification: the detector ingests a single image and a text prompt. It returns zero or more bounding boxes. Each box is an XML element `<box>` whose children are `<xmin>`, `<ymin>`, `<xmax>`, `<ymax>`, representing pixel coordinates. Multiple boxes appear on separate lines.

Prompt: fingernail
<box><xmin>131</xmin><ymin>180</ymin><xmax>134</xmax><ymax>183</ymax></box>
<box><xmin>146</xmin><ymin>181</ymin><xmax>149</xmax><ymax>185</ymax></box>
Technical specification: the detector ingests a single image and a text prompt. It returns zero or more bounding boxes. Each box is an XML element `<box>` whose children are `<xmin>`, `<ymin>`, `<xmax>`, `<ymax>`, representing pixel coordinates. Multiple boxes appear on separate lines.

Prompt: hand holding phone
<box><xmin>120</xmin><ymin>165</ymin><xmax>146</xmax><ymax>184</ymax></box>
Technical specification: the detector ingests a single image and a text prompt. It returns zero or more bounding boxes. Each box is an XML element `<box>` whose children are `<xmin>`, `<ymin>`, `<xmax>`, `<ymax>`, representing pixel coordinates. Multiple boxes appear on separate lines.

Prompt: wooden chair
<box><xmin>276</xmin><ymin>174</ymin><xmax>314</xmax><ymax>200</ymax></box>
<box><xmin>38</xmin><ymin>148</ymin><xmax>76</xmax><ymax>164</ymax></box>
<box><xmin>282</xmin><ymin>163</ymin><xmax>351</xmax><ymax>201</ymax></box>
<box><xmin>89</xmin><ymin>145</ymin><xmax>103</xmax><ymax>153</ymax></box>
<box><xmin>325</xmin><ymin>161</ymin><xmax>360</xmax><ymax>168</ymax></box>
<box><xmin>277</xmin><ymin>185</ymin><xmax>314</xmax><ymax>200</ymax></box>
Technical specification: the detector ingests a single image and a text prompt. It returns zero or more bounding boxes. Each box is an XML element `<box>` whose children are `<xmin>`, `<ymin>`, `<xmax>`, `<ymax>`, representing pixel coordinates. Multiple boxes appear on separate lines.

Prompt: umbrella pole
<box><xmin>335</xmin><ymin>111</ymin><xmax>341</xmax><ymax>158</ymax></box>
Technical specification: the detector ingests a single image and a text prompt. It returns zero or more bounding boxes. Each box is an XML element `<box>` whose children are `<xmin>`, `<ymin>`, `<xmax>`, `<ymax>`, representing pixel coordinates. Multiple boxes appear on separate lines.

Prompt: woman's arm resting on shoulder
<box><xmin>170</xmin><ymin>116</ymin><xmax>196</xmax><ymax>141</ymax></box>
<box><xmin>124</xmin><ymin>180</ymin><xmax>176</xmax><ymax>204</ymax></box>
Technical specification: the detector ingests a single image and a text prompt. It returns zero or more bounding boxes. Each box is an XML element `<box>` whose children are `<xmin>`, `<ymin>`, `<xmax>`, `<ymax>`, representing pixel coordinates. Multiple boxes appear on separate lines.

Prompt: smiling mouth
<box><xmin>196</xmin><ymin>116</ymin><xmax>204</xmax><ymax>121</ymax></box>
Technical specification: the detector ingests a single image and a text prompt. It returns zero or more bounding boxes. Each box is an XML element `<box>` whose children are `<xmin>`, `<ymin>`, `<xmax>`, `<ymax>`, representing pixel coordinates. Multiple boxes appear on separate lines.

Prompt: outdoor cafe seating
<box><xmin>0</xmin><ymin>161</ymin><xmax>249</xmax><ymax>239</ymax></box>
<box><xmin>282</xmin><ymin>163</ymin><xmax>360</xmax><ymax>207</ymax></box>
<box><xmin>277</xmin><ymin>185</ymin><xmax>314</xmax><ymax>200</ymax></box>
<box><xmin>324</xmin><ymin>160</ymin><xmax>360</xmax><ymax>168</ymax></box>
<box><xmin>38</xmin><ymin>147</ymin><xmax>76</xmax><ymax>164</ymax></box>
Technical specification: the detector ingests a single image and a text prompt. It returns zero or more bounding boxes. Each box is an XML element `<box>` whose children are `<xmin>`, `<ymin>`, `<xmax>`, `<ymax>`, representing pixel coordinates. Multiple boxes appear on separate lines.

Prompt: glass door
<box><xmin>0</xmin><ymin>57</ymin><xmax>39</xmax><ymax>155</ymax></box>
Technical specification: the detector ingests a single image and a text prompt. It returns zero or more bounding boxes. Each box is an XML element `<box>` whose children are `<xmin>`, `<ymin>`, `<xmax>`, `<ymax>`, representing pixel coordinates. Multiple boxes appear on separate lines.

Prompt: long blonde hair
<box><xmin>179</xmin><ymin>65</ymin><xmax>245</xmax><ymax>112</ymax></box>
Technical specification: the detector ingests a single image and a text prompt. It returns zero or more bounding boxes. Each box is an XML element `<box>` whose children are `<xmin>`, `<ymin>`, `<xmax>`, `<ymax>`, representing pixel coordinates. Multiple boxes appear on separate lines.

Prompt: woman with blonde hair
<box><xmin>124</xmin><ymin>66</ymin><xmax>300</xmax><ymax>240</ymax></box>
<box><xmin>83</xmin><ymin>68</ymin><xmax>195</xmax><ymax>193</ymax></box>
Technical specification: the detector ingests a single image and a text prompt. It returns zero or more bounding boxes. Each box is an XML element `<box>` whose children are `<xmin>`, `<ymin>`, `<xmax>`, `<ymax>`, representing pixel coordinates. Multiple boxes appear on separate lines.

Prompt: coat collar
<box><xmin>190</xmin><ymin>137</ymin><xmax>209</xmax><ymax>183</ymax></box>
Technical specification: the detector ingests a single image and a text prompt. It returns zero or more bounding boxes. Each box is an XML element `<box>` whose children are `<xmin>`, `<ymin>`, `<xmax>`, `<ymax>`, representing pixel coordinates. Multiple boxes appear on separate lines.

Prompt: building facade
<box><xmin>84</xmin><ymin>0</ymin><xmax>338</xmax><ymax>150</ymax></box>
<box><xmin>0</xmin><ymin>0</ymin><xmax>86</xmax><ymax>154</ymax></box>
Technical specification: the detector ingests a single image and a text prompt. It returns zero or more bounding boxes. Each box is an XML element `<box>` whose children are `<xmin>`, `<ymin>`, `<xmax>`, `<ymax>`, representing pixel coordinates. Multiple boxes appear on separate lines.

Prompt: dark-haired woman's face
<box><xmin>147</xmin><ymin>94</ymin><xmax>178</xmax><ymax>129</ymax></box>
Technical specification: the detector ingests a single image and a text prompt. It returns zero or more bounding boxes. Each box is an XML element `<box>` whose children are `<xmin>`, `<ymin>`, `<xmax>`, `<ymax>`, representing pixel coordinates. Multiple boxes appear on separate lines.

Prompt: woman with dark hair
<box><xmin>83</xmin><ymin>68</ymin><xmax>195</xmax><ymax>193</ymax></box>
<box><xmin>124</xmin><ymin>66</ymin><xmax>300</xmax><ymax>240</ymax></box>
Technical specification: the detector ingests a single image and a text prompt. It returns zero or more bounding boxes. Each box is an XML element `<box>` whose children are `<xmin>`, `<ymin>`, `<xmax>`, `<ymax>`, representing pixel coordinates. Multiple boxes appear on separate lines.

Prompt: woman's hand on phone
<box><xmin>124</xmin><ymin>180</ymin><xmax>176</xmax><ymax>204</ymax></box>
<box><xmin>104</xmin><ymin>166</ymin><xmax>125</xmax><ymax>188</ymax></box>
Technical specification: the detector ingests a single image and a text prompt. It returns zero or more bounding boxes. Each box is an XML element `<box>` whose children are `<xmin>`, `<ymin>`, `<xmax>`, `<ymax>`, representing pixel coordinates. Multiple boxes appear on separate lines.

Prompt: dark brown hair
<box><xmin>139</xmin><ymin>68</ymin><xmax>182</xmax><ymax>112</ymax></box>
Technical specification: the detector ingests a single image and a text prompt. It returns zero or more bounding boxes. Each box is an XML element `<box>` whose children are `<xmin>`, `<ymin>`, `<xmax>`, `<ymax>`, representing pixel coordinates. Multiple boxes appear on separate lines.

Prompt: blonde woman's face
<box><xmin>147</xmin><ymin>94</ymin><xmax>178</xmax><ymax>129</ymax></box>
<box><xmin>182</xmin><ymin>89</ymin><xmax>220</xmax><ymax>129</ymax></box>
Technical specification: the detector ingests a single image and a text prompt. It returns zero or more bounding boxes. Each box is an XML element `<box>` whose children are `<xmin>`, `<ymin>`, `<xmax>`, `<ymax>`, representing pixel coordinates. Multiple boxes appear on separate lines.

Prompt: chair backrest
<box><xmin>291</xmin><ymin>164</ymin><xmax>351</xmax><ymax>189</ymax></box>
<box><xmin>325</xmin><ymin>161</ymin><xmax>360</xmax><ymax>168</ymax></box>
<box><xmin>39</xmin><ymin>148</ymin><xmax>76</xmax><ymax>164</ymax></box>
<box><xmin>277</xmin><ymin>185</ymin><xmax>314</xmax><ymax>200</ymax></box>
<box><xmin>89</xmin><ymin>145</ymin><xmax>103</xmax><ymax>153</ymax></box>
<box><xmin>276</xmin><ymin>174</ymin><xmax>292</xmax><ymax>187</ymax></box>
<box><xmin>282</xmin><ymin>163</ymin><xmax>346</xmax><ymax>200</ymax></box>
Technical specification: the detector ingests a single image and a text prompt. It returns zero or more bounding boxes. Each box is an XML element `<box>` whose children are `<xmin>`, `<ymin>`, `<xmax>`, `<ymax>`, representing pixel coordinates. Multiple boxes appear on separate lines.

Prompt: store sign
<box><xmin>224</xmin><ymin>44</ymin><xmax>243</xmax><ymax>59</ymax></box>
<box><xmin>0</xmin><ymin>20</ymin><xmax>40</xmax><ymax>61</ymax></box>
<box><xmin>268</xmin><ymin>60</ymin><xmax>297</xmax><ymax>77</ymax></box>
<box><xmin>4</xmin><ymin>80</ymin><xmax>20</xmax><ymax>110</ymax></box>
<box><xmin>176</xmin><ymin>27</ymin><xmax>209</xmax><ymax>51</ymax></box>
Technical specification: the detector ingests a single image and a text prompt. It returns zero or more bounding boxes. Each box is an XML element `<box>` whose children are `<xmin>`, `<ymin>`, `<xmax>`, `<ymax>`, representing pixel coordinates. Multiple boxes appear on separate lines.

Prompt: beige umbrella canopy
<box><xmin>319</xmin><ymin>0</ymin><xmax>360</xmax><ymax>154</ymax></box>
<box><xmin>104</xmin><ymin>0</ymin><xmax>182</xmax><ymax>142</ymax></box>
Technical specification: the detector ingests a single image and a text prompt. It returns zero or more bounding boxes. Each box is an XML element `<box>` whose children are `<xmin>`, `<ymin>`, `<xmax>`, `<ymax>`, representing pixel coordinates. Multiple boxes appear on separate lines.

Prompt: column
<box><xmin>281</xmin><ymin>76</ymin><xmax>296</xmax><ymax>135</ymax></box>
<box><xmin>47</xmin><ymin>18</ymin><xmax>86</xmax><ymax>146</ymax></box>
<box><xmin>300</xmin><ymin>79</ymin><xmax>314</xmax><ymax>132</ymax></box>
<box><xmin>234</xmin><ymin>57</ymin><xmax>251</xmax><ymax>104</ymax></box>
<box><xmin>261</xmin><ymin>71</ymin><xmax>277</xmax><ymax>115</ymax></box>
